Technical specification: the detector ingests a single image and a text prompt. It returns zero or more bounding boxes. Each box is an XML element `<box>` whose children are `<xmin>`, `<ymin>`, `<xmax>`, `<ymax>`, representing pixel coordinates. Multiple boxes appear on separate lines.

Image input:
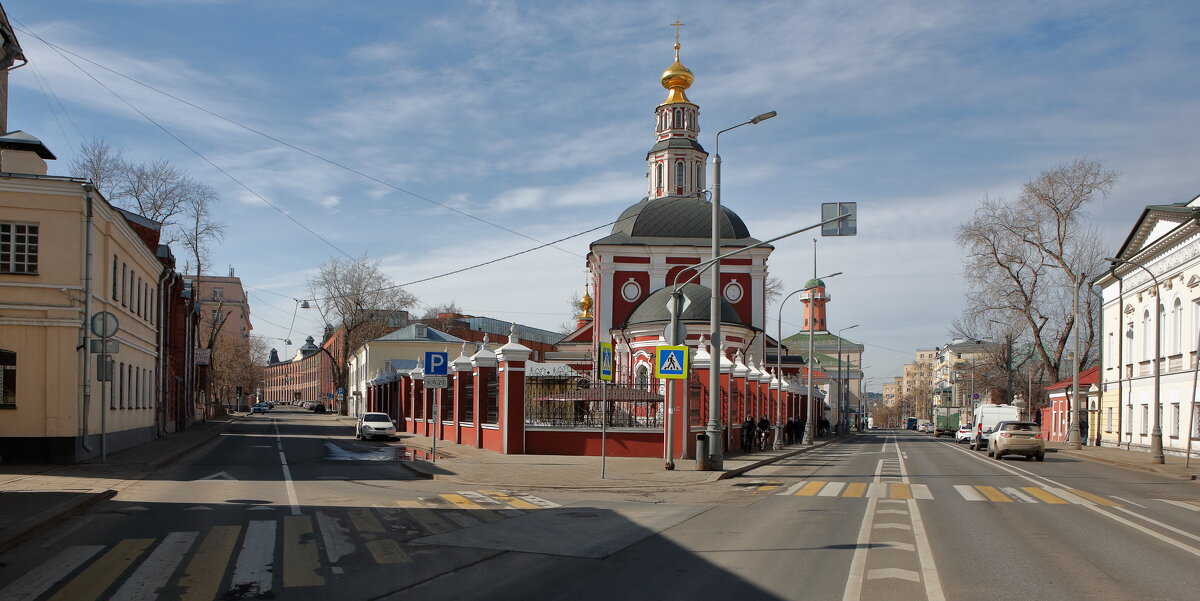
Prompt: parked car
<box><xmin>988</xmin><ymin>420</ymin><xmax>1045</xmax><ymax>461</ymax></box>
<box><xmin>311</xmin><ymin>403</ymin><xmax>327</xmax><ymax>413</ymax></box>
<box><xmin>357</xmin><ymin>412</ymin><xmax>397</xmax><ymax>440</ymax></box>
<box><xmin>955</xmin><ymin>424</ymin><xmax>973</xmax><ymax>444</ymax></box>
<box><xmin>970</xmin><ymin>404</ymin><xmax>1021</xmax><ymax>451</ymax></box>
<box><xmin>250</xmin><ymin>403</ymin><xmax>269</xmax><ymax>414</ymax></box>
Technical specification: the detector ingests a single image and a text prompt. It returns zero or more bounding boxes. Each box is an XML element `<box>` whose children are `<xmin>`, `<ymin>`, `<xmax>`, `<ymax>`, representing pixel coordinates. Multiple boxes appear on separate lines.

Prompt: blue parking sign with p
<box><xmin>425</xmin><ymin>351</ymin><xmax>449</xmax><ymax>376</ymax></box>
<box><xmin>599</xmin><ymin>343</ymin><xmax>613</xmax><ymax>381</ymax></box>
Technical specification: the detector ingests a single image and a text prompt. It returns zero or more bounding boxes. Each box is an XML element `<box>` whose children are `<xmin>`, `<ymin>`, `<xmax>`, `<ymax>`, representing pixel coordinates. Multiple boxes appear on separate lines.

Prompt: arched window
<box><xmin>636</xmin><ymin>365</ymin><xmax>650</xmax><ymax>391</ymax></box>
<box><xmin>675</xmin><ymin>161</ymin><xmax>685</xmax><ymax>189</ymax></box>
<box><xmin>1158</xmin><ymin>302</ymin><xmax>1167</xmax><ymax>358</ymax></box>
<box><xmin>695</xmin><ymin>162</ymin><xmax>703</xmax><ymax>190</ymax></box>
<box><xmin>1143</xmin><ymin>310</ymin><xmax>1152</xmax><ymax>361</ymax></box>
<box><xmin>673</xmin><ymin>108</ymin><xmax>683</xmax><ymax>128</ymax></box>
<box><xmin>1172</xmin><ymin>297</ymin><xmax>1183</xmax><ymax>355</ymax></box>
<box><xmin>655</xmin><ymin>163</ymin><xmax>664</xmax><ymax>193</ymax></box>
<box><xmin>0</xmin><ymin>349</ymin><xmax>15</xmax><ymax>407</ymax></box>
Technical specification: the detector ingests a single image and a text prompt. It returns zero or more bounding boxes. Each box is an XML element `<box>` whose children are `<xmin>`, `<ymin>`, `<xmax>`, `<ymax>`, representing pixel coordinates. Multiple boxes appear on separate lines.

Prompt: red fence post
<box><xmin>497</xmin><ymin>326</ymin><xmax>532</xmax><ymax>455</ymax></box>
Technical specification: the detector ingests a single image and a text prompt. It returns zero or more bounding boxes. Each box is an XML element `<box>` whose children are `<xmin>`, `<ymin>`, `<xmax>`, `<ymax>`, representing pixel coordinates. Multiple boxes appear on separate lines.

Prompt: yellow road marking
<box><xmin>441</xmin><ymin>494</ymin><xmax>483</xmax><ymax>510</ymax></box>
<box><xmin>1022</xmin><ymin>487</ymin><xmax>1069</xmax><ymax>504</ymax></box>
<box><xmin>759</xmin><ymin>485</ymin><xmax>781</xmax><ymax>492</ymax></box>
<box><xmin>348</xmin><ymin>508</ymin><xmax>386</xmax><ymax>533</ymax></box>
<box><xmin>283</xmin><ymin>516</ymin><xmax>324</xmax><ymax>588</ymax></box>
<box><xmin>48</xmin><ymin>538</ymin><xmax>152</xmax><ymax>601</ymax></box>
<box><xmin>1068</xmin><ymin>488</ymin><xmax>1121</xmax><ymax>507</ymax></box>
<box><xmin>843</xmin><ymin>482</ymin><xmax>868</xmax><ymax>497</ymax></box>
<box><xmin>796</xmin><ymin>481</ymin><xmax>827</xmax><ymax>496</ymax></box>
<box><xmin>366</xmin><ymin>539</ymin><xmax>412</xmax><ymax>564</ymax></box>
<box><xmin>481</xmin><ymin>490</ymin><xmax>540</xmax><ymax>509</ymax></box>
<box><xmin>406</xmin><ymin>508</ymin><xmax>453</xmax><ymax>534</ymax></box>
<box><xmin>889</xmin><ymin>483</ymin><xmax>912</xmax><ymax>499</ymax></box>
<box><xmin>394</xmin><ymin>500</ymin><xmax>424</xmax><ymax>508</ymax></box>
<box><xmin>975</xmin><ymin>486</ymin><xmax>1012</xmax><ymax>502</ymax></box>
<box><xmin>178</xmin><ymin>526</ymin><xmax>240</xmax><ymax>601</ymax></box>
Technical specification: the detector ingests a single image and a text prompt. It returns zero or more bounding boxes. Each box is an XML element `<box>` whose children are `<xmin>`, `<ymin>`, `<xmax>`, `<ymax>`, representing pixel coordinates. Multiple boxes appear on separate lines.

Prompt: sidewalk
<box><xmin>1048</xmin><ymin>441</ymin><xmax>1200</xmax><ymax>481</ymax></box>
<box><xmin>331</xmin><ymin>415</ymin><xmax>843</xmax><ymax>488</ymax></box>
<box><xmin>0</xmin><ymin>414</ymin><xmax>242</xmax><ymax>553</ymax></box>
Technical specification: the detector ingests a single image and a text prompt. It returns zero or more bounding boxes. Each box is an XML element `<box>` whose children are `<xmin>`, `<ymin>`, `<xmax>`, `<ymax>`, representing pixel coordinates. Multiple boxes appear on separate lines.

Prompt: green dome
<box><xmin>805</xmin><ymin>278</ymin><xmax>826</xmax><ymax>289</ymax></box>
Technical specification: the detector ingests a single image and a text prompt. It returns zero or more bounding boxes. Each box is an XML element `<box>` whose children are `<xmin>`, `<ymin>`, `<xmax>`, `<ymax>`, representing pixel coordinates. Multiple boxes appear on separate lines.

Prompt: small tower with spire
<box><xmin>646</xmin><ymin>21</ymin><xmax>708</xmax><ymax>200</ymax></box>
<box><xmin>800</xmin><ymin>278</ymin><xmax>831</xmax><ymax>332</ymax></box>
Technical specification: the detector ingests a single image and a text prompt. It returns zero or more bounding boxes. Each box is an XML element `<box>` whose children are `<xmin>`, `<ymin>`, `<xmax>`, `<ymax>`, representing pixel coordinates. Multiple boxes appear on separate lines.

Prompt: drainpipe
<box><xmin>79</xmin><ymin>185</ymin><xmax>95</xmax><ymax>453</ymax></box>
<box><xmin>156</xmin><ymin>268</ymin><xmax>170</xmax><ymax>437</ymax></box>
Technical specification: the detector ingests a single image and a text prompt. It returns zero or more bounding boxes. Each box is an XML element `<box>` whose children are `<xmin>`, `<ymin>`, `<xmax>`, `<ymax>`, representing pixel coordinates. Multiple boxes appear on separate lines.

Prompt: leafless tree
<box><xmin>308</xmin><ymin>256</ymin><xmax>419</xmax><ymax>414</ymax></box>
<box><xmin>420</xmin><ymin>301</ymin><xmax>465</xmax><ymax>332</ymax></box>
<box><xmin>69</xmin><ymin>137</ymin><xmax>221</xmax><ymax>245</ymax></box>
<box><xmin>179</xmin><ymin>188</ymin><xmax>226</xmax><ymax>285</ymax></box>
<box><xmin>957</xmin><ymin>159</ymin><xmax>1116</xmax><ymax>386</ymax></box>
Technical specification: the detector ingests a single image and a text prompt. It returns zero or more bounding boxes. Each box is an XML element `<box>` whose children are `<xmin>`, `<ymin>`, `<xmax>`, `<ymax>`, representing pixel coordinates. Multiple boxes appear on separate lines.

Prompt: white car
<box><xmin>356</xmin><ymin>412</ymin><xmax>397</xmax><ymax>440</ymax></box>
<box><xmin>955</xmin><ymin>424</ymin><xmax>973</xmax><ymax>443</ymax></box>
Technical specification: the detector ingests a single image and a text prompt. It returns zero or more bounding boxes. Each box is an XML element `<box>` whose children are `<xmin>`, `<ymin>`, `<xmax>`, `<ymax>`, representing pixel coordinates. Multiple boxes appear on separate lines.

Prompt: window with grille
<box><xmin>461</xmin><ymin>375</ymin><xmax>474</xmax><ymax>422</ymax></box>
<box><xmin>484</xmin><ymin>370</ymin><xmax>499</xmax><ymax>424</ymax></box>
<box><xmin>0</xmin><ymin>350</ymin><xmax>15</xmax><ymax>407</ymax></box>
<box><xmin>0</xmin><ymin>223</ymin><xmax>38</xmax><ymax>274</ymax></box>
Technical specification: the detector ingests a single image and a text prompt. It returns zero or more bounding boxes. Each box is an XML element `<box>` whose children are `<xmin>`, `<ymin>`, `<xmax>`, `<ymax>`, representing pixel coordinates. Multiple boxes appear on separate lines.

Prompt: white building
<box><xmin>1095</xmin><ymin>195</ymin><xmax>1200</xmax><ymax>457</ymax></box>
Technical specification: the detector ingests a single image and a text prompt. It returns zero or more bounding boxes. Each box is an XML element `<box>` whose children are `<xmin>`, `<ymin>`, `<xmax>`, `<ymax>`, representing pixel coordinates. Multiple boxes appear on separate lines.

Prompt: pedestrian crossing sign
<box><xmin>655</xmin><ymin>346</ymin><xmax>688</xmax><ymax>379</ymax></box>
<box><xmin>599</xmin><ymin>342</ymin><xmax>613</xmax><ymax>381</ymax></box>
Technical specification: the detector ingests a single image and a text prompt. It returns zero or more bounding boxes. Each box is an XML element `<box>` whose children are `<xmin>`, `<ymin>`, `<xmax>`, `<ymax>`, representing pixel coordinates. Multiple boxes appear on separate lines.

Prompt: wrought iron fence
<box><xmin>524</xmin><ymin>376</ymin><xmax>663</xmax><ymax>428</ymax></box>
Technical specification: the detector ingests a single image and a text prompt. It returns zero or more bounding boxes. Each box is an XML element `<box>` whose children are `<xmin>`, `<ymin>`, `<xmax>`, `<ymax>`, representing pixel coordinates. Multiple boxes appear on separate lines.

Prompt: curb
<box><xmin>710</xmin><ymin>438</ymin><xmax>842</xmax><ymax>481</ymax></box>
<box><xmin>0</xmin><ymin>489</ymin><xmax>116</xmax><ymax>554</ymax></box>
<box><xmin>1055</xmin><ymin>450</ymin><xmax>1200</xmax><ymax>481</ymax></box>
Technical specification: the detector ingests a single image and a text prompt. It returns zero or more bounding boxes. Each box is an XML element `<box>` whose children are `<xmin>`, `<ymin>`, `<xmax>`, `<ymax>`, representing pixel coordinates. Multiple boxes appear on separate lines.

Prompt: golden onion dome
<box><xmin>660</xmin><ymin>42</ymin><xmax>693</xmax><ymax>104</ymax></box>
<box><xmin>579</xmin><ymin>288</ymin><xmax>593</xmax><ymax>319</ymax></box>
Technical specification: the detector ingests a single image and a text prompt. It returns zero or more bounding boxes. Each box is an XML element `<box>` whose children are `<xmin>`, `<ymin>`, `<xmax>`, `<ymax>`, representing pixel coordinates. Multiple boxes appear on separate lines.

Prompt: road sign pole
<box><xmin>601</xmin><ymin>381</ymin><xmax>607</xmax><ymax>479</ymax></box>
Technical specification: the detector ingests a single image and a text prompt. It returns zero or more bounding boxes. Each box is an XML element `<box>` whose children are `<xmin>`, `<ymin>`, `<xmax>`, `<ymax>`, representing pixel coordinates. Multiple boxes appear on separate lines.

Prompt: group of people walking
<box><xmin>740</xmin><ymin>414</ymin><xmax>835</xmax><ymax>453</ymax></box>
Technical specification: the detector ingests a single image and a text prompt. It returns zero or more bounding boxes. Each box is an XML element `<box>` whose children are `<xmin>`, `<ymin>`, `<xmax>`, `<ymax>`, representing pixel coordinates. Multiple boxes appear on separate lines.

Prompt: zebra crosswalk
<box><xmin>770</xmin><ymin>479</ymin><xmax>1128</xmax><ymax>506</ymax></box>
<box><xmin>0</xmin><ymin>490</ymin><xmax>558</xmax><ymax>601</ymax></box>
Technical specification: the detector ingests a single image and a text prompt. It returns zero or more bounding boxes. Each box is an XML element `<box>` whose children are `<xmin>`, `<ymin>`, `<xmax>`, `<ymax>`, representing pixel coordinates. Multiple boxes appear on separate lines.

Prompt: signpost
<box><xmin>655</xmin><ymin>346</ymin><xmax>688</xmax><ymax>379</ymax></box>
<box><xmin>598</xmin><ymin>343</ymin><xmax>613</xmax><ymax>478</ymax></box>
<box><xmin>425</xmin><ymin>351</ymin><xmax>449</xmax><ymax>376</ymax></box>
<box><xmin>90</xmin><ymin>311</ymin><xmax>119</xmax><ymax>462</ymax></box>
<box><xmin>424</xmin><ymin>375</ymin><xmax>448</xmax><ymax>389</ymax></box>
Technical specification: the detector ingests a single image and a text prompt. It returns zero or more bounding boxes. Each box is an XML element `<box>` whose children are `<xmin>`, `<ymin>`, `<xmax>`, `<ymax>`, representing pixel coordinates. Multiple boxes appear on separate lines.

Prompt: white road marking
<box><xmin>911</xmin><ymin>484</ymin><xmax>933</xmax><ymax>500</ymax></box>
<box><xmin>315</xmin><ymin>511</ymin><xmax>354</xmax><ymax>564</ymax></box>
<box><xmin>0</xmin><ymin>545</ymin><xmax>104</xmax><ymax>601</ymax></box>
<box><xmin>819</xmin><ymin>482</ymin><xmax>846</xmax><ymax>497</ymax></box>
<box><xmin>1110</xmin><ymin>496</ymin><xmax>1146</xmax><ymax>508</ymax></box>
<box><xmin>111</xmin><ymin>532</ymin><xmax>197</xmax><ymax>601</ymax></box>
<box><xmin>1002</xmin><ymin>487</ymin><xmax>1036</xmax><ymax>503</ymax></box>
<box><xmin>873</xmin><ymin>523</ymin><xmax>912</xmax><ymax>531</ymax></box>
<box><xmin>1091</xmin><ymin>505</ymin><xmax>1200</xmax><ymax>558</ymax></box>
<box><xmin>273</xmin><ymin>419</ymin><xmax>301</xmax><ymax>515</ymax></box>
<box><xmin>1114</xmin><ymin>506</ymin><xmax>1200</xmax><ymax>544</ymax></box>
<box><xmin>457</xmin><ymin>491</ymin><xmax>504</xmax><ymax>505</ymax></box>
<box><xmin>198</xmin><ymin>471</ymin><xmax>238</xmax><ymax>481</ymax></box>
<box><xmin>1157</xmin><ymin>499</ymin><xmax>1200</xmax><ymax>512</ymax></box>
<box><xmin>777</xmin><ymin>481</ymin><xmax>807</xmax><ymax>496</ymax></box>
<box><xmin>842</xmin><ymin>460</ymin><xmax>884</xmax><ymax>601</ymax></box>
<box><xmin>877</xmin><ymin>541</ymin><xmax>915</xmax><ymax>552</ymax></box>
<box><xmin>868</xmin><ymin>568</ymin><xmax>919</xmax><ymax>582</ymax></box>
<box><xmin>1042</xmin><ymin>487</ymin><xmax>1092</xmax><ymax>506</ymax></box>
<box><xmin>877</xmin><ymin>509</ymin><xmax>908</xmax><ymax>515</ymax></box>
<box><xmin>954</xmin><ymin>485</ymin><xmax>985</xmax><ymax>501</ymax></box>
<box><xmin>515</xmin><ymin>494</ymin><xmax>560</xmax><ymax>508</ymax></box>
<box><xmin>866</xmin><ymin>483</ymin><xmax>888</xmax><ymax>498</ymax></box>
<box><xmin>229</xmin><ymin>520</ymin><xmax>276</xmax><ymax>597</ymax></box>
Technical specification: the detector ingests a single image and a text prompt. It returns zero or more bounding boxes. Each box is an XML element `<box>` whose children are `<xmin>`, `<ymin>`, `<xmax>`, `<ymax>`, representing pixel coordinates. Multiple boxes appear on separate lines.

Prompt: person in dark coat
<box><xmin>1079</xmin><ymin>411</ymin><xmax>1089</xmax><ymax>445</ymax></box>
<box><xmin>741</xmin><ymin>415</ymin><xmax>755</xmax><ymax>453</ymax></box>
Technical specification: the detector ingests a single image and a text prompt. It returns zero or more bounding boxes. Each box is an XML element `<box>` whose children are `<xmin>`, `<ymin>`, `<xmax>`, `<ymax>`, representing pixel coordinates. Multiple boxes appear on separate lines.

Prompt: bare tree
<box><xmin>179</xmin><ymin>187</ymin><xmax>226</xmax><ymax>284</ymax></box>
<box><xmin>957</xmin><ymin>159</ymin><xmax>1116</xmax><ymax>385</ymax></box>
<box><xmin>420</xmin><ymin>301</ymin><xmax>465</xmax><ymax>332</ymax></box>
<box><xmin>308</xmin><ymin>256</ymin><xmax>419</xmax><ymax>415</ymax></box>
<box><xmin>69</xmin><ymin>138</ymin><xmax>221</xmax><ymax>245</ymax></box>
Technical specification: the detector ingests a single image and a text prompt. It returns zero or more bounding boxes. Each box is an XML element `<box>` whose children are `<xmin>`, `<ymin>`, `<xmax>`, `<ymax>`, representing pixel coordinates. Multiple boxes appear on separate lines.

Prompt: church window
<box><xmin>696</xmin><ymin>162</ymin><xmax>703</xmax><ymax>189</ymax></box>
<box><xmin>636</xmin><ymin>365</ymin><xmax>650</xmax><ymax>391</ymax></box>
<box><xmin>675</xmin><ymin>161</ymin><xmax>685</xmax><ymax>189</ymax></box>
<box><xmin>655</xmin><ymin>163</ymin><xmax>663</xmax><ymax>193</ymax></box>
<box><xmin>621</xmin><ymin>278</ymin><xmax>642</xmax><ymax>302</ymax></box>
<box><xmin>674</xmin><ymin>108</ymin><xmax>683</xmax><ymax>128</ymax></box>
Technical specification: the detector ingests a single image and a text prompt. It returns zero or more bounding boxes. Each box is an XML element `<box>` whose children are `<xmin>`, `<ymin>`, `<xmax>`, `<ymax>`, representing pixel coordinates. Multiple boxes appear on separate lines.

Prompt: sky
<box><xmin>4</xmin><ymin>0</ymin><xmax>1199</xmax><ymax>391</ymax></box>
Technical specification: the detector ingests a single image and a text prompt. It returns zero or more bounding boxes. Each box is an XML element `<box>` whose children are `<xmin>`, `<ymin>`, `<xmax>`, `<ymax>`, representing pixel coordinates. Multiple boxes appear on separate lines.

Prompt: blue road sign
<box><xmin>425</xmin><ymin>351</ymin><xmax>450</xmax><ymax>376</ymax></box>
<box><xmin>599</xmin><ymin>343</ymin><xmax>613</xmax><ymax>381</ymax></box>
<box><xmin>655</xmin><ymin>346</ymin><xmax>688</xmax><ymax>379</ymax></box>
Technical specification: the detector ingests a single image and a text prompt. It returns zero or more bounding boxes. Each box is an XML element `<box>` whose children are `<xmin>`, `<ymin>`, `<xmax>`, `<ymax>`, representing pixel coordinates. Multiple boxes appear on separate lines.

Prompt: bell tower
<box><xmin>646</xmin><ymin>22</ymin><xmax>708</xmax><ymax>200</ymax></box>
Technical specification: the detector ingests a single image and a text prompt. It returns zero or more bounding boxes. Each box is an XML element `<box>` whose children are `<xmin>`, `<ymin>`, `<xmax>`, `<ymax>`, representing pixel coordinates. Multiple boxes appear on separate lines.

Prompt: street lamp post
<box><xmin>1105</xmin><ymin>257</ymin><xmax>1164</xmax><ymax>463</ymax></box>
<box><xmin>802</xmin><ymin>272</ymin><xmax>843</xmax><ymax>444</ymax></box>
<box><xmin>837</xmin><ymin>324</ymin><xmax>859</xmax><ymax>435</ymax></box>
<box><xmin>708</xmin><ymin>110</ymin><xmax>776</xmax><ymax>469</ymax></box>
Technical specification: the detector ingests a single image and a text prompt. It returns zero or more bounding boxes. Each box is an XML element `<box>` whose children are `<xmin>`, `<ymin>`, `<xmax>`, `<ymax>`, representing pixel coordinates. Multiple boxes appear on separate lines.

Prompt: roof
<box><xmin>781</xmin><ymin>331</ymin><xmax>863</xmax><ymax>350</ymax></box>
<box><xmin>374</xmin><ymin>324</ymin><xmax>464</xmax><ymax>343</ymax></box>
<box><xmin>805</xmin><ymin>278</ymin><xmax>825</xmax><ymax>289</ymax></box>
<box><xmin>591</xmin><ymin>196</ymin><xmax>764</xmax><ymax>247</ymax></box>
<box><xmin>1043</xmin><ymin>365</ymin><xmax>1100</xmax><ymax>391</ymax></box>
<box><xmin>0</xmin><ymin>131</ymin><xmax>56</xmax><ymax>160</ymax></box>
<box><xmin>622</xmin><ymin>282</ymin><xmax>748</xmax><ymax>327</ymax></box>
<box><xmin>646</xmin><ymin>138</ymin><xmax>707</xmax><ymax>154</ymax></box>
<box><xmin>1111</xmin><ymin>200</ymin><xmax>1199</xmax><ymax>263</ymax></box>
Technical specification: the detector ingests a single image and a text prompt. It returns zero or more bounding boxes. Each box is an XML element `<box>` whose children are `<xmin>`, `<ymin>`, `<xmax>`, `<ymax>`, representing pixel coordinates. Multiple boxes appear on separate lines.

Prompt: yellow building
<box><xmin>0</xmin><ymin>138</ymin><xmax>166</xmax><ymax>462</ymax></box>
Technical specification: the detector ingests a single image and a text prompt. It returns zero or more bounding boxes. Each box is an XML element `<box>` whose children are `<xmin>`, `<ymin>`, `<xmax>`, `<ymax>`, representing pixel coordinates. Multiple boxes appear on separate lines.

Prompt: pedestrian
<box><xmin>741</xmin><ymin>415</ymin><xmax>755</xmax><ymax>453</ymax></box>
<box><xmin>798</xmin><ymin>418</ymin><xmax>807</xmax><ymax>442</ymax></box>
<box><xmin>1079</xmin><ymin>411</ymin><xmax>1089</xmax><ymax>445</ymax></box>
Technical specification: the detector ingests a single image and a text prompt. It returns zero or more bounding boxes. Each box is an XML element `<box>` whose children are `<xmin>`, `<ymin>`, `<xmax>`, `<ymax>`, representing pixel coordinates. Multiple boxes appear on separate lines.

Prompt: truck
<box><xmin>934</xmin><ymin>407</ymin><xmax>960</xmax><ymax>437</ymax></box>
<box><xmin>905</xmin><ymin>416</ymin><xmax>918</xmax><ymax>430</ymax></box>
<box><xmin>969</xmin><ymin>403</ymin><xmax>1021</xmax><ymax>451</ymax></box>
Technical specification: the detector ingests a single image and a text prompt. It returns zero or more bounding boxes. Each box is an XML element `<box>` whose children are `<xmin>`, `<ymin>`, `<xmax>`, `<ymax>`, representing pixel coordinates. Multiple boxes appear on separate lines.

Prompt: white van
<box><xmin>969</xmin><ymin>404</ymin><xmax>1021</xmax><ymax>451</ymax></box>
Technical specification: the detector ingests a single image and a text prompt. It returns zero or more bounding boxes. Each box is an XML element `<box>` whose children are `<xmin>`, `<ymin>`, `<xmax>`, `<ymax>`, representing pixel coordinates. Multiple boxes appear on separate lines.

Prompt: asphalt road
<box><xmin>0</xmin><ymin>415</ymin><xmax>1197</xmax><ymax>600</ymax></box>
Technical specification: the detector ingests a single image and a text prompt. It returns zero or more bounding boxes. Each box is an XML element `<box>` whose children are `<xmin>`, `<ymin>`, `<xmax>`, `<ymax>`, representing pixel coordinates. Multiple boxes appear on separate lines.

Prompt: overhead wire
<box><xmin>17</xmin><ymin>27</ymin><xmax>585</xmax><ymax>259</ymax></box>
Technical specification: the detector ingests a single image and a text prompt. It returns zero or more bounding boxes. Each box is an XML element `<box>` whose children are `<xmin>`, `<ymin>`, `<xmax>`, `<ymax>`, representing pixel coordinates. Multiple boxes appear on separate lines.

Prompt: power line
<box><xmin>19</xmin><ymin>28</ymin><xmax>585</xmax><ymax>259</ymax></box>
<box><xmin>14</xmin><ymin>20</ymin><xmax>355</xmax><ymax>260</ymax></box>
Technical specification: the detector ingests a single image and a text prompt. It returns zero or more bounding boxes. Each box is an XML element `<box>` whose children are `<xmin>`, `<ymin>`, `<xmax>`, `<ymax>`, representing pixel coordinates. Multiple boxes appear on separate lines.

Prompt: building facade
<box><xmin>1096</xmin><ymin>197</ymin><xmax>1200</xmax><ymax>457</ymax></box>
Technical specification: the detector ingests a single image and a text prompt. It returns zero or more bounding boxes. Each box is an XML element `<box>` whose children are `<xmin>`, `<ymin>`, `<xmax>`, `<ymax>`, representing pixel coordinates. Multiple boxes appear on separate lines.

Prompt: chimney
<box><xmin>0</xmin><ymin>5</ymin><xmax>27</xmax><ymax>134</ymax></box>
